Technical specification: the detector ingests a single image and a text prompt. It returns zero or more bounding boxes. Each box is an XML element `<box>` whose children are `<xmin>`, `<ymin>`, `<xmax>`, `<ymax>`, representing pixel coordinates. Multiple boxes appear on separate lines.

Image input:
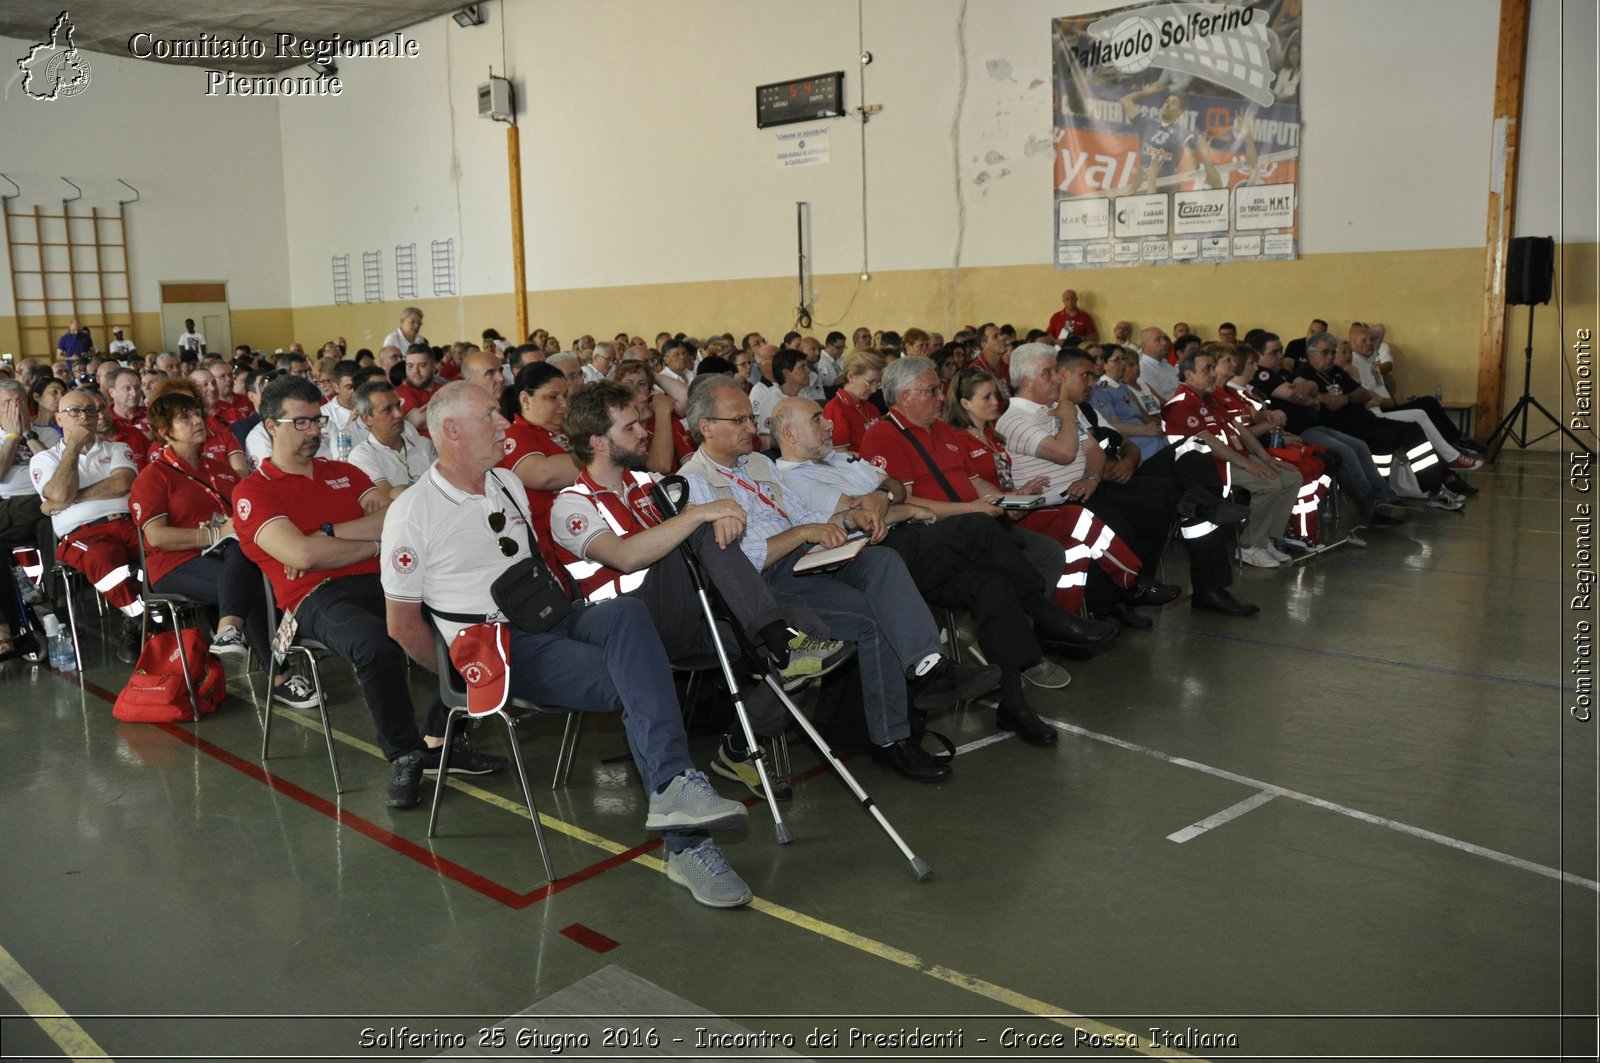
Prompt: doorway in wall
<box><xmin>160</xmin><ymin>282</ymin><xmax>231</xmax><ymax>357</ymax></box>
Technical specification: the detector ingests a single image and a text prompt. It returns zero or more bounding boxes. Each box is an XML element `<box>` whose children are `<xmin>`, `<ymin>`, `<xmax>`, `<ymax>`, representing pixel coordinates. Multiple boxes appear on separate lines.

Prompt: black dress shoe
<box><xmin>871</xmin><ymin>738</ymin><xmax>954</xmax><ymax>782</ymax></box>
<box><xmin>909</xmin><ymin>658</ymin><xmax>1002</xmax><ymax>711</ymax></box>
<box><xmin>1445</xmin><ymin>475</ymin><xmax>1479</xmax><ymax>496</ymax></box>
<box><xmin>1032</xmin><ymin>607</ymin><xmax>1119</xmax><ymax>649</ymax></box>
<box><xmin>1108</xmin><ymin>601</ymin><xmax>1154</xmax><ymax>629</ymax></box>
<box><xmin>1191</xmin><ymin>589</ymin><xmax>1259</xmax><ymax>617</ymax></box>
<box><xmin>996</xmin><ymin>700</ymin><xmax>1058</xmax><ymax>746</ymax></box>
<box><xmin>1125</xmin><ymin>575</ymin><xmax>1181</xmax><ymax>607</ymax></box>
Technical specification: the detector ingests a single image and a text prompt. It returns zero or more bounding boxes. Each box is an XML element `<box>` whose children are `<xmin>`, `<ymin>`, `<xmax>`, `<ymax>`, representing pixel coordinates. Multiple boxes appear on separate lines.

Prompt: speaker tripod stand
<box><xmin>1485</xmin><ymin>304</ymin><xmax>1595</xmax><ymax>459</ymax></box>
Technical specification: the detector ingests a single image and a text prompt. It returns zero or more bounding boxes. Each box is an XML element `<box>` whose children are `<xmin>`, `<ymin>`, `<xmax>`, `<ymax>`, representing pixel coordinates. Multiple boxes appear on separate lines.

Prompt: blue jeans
<box><xmin>506</xmin><ymin>595</ymin><xmax>693</xmax><ymax>794</ymax></box>
<box><xmin>761</xmin><ymin>545</ymin><xmax>942</xmax><ymax>745</ymax></box>
<box><xmin>1303</xmin><ymin>427</ymin><xmax>1396</xmax><ymax>509</ymax></box>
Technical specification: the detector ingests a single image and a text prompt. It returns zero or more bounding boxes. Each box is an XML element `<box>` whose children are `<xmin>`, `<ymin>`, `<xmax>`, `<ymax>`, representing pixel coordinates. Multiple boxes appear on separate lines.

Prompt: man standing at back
<box><xmin>383</xmin><ymin>307</ymin><xmax>427</xmax><ymax>356</ymax></box>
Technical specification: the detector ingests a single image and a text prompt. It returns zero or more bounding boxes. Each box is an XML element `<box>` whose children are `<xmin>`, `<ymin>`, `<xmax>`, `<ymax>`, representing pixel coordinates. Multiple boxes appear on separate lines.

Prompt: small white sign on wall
<box><xmin>775</xmin><ymin>126</ymin><xmax>830</xmax><ymax>168</ymax></box>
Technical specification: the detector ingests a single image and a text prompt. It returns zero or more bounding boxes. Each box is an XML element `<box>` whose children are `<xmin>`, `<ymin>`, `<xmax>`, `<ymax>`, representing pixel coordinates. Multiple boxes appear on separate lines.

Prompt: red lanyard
<box><xmin>162</xmin><ymin>448</ymin><xmax>228</xmax><ymax>511</ymax></box>
<box><xmin>715</xmin><ymin>467</ymin><xmax>788</xmax><ymax>520</ymax></box>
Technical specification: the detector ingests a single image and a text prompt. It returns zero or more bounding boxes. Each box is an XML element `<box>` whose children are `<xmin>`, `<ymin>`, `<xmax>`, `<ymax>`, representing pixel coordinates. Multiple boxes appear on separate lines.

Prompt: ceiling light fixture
<box><xmin>452</xmin><ymin>5</ymin><xmax>484</xmax><ymax>28</ymax></box>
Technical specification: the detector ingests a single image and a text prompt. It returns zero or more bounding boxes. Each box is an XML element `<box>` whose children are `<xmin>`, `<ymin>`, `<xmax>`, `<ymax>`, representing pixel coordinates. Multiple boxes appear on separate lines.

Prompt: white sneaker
<box><xmin>1265</xmin><ymin>544</ymin><xmax>1294</xmax><ymax>564</ymax></box>
<box><xmin>1426</xmin><ymin>490</ymin><xmax>1464</xmax><ymax>511</ymax></box>
<box><xmin>1240</xmin><ymin>546</ymin><xmax>1280</xmax><ymax>568</ymax></box>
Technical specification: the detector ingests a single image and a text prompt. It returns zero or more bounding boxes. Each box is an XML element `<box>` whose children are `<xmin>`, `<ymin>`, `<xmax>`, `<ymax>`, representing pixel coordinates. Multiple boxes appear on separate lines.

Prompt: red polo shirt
<box><xmin>234</xmin><ymin>457</ymin><xmax>380</xmax><ymax>612</ymax></box>
<box><xmin>498</xmin><ymin>416</ymin><xmax>575</xmax><ymax>535</ymax></box>
<box><xmin>823</xmin><ymin>389</ymin><xmax>880</xmax><ymax>454</ymax></box>
<box><xmin>859</xmin><ymin>410</ymin><xmax>982</xmax><ymax>503</ymax></box>
<box><xmin>128</xmin><ymin>447</ymin><xmax>242</xmax><ymax>586</ymax></box>
<box><xmin>214</xmin><ymin>394</ymin><xmax>254</xmax><ymax>424</ymax></box>
<box><xmin>144</xmin><ymin>417</ymin><xmax>239</xmax><ymax>471</ymax></box>
<box><xmin>394</xmin><ymin>380</ymin><xmax>438</xmax><ymax>417</ymax></box>
<box><xmin>110</xmin><ymin>421</ymin><xmax>152</xmax><ymax>471</ymax></box>
<box><xmin>1047</xmin><ymin>307</ymin><xmax>1096</xmax><ymax>341</ymax></box>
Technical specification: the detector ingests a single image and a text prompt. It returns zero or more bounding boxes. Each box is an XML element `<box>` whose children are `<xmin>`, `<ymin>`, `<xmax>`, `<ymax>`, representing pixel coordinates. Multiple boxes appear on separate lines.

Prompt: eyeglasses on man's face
<box><xmin>272</xmin><ymin>414</ymin><xmax>329</xmax><ymax>431</ymax></box>
<box><xmin>705</xmin><ymin>414</ymin><xmax>757</xmax><ymax>428</ymax></box>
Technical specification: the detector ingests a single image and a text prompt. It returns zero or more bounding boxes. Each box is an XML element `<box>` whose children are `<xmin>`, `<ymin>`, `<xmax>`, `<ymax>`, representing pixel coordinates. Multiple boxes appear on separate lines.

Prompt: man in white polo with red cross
<box><xmin>234</xmin><ymin>374</ymin><xmax>505</xmax><ymax>810</ymax></box>
<box><xmin>30</xmin><ymin>387</ymin><xmax>145</xmax><ymax>662</ymax></box>
<box><xmin>547</xmin><ymin>379</ymin><xmax>846</xmax><ymax>801</ymax></box>
<box><xmin>381</xmin><ymin>381</ymin><xmax>755</xmax><ymax>908</ymax></box>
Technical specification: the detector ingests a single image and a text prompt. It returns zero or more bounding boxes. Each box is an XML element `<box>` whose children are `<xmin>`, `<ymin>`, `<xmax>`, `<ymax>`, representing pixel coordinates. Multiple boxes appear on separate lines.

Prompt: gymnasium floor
<box><xmin>0</xmin><ymin>450</ymin><xmax>1594</xmax><ymax>1062</ymax></box>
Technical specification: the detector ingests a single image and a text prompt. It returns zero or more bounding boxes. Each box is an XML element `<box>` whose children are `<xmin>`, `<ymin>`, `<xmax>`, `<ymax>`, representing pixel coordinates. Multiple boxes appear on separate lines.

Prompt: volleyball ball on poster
<box><xmin>1107</xmin><ymin>15</ymin><xmax>1158</xmax><ymax>73</ymax></box>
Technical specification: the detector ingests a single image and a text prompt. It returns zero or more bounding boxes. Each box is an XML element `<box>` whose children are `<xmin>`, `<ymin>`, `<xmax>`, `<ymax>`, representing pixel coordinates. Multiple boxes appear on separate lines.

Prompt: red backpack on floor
<box><xmin>113</xmin><ymin>629</ymin><xmax>226</xmax><ymax>722</ymax></box>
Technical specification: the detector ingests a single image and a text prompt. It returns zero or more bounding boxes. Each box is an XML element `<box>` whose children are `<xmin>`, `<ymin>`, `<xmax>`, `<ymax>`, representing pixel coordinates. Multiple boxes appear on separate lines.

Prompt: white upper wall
<box><xmin>276</xmin><ymin>0</ymin><xmax>1593</xmax><ymax>300</ymax></box>
<box><xmin>0</xmin><ymin>32</ymin><xmax>291</xmax><ymax>318</ymax></box>
<box><xmin>3</xmin><ymin>0</ymin><xmax>1593</xmax><ymax>321</ymax></box>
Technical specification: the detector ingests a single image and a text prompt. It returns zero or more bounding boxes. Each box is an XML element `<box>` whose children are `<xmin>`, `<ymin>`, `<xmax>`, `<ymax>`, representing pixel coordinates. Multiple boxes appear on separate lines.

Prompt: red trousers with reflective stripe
<box><xmin>1019</xmin><ymin>503</ymin><xmax>1143</xmax><ymax>614</ymax></box>
<box><xmin>1267</xmin><ymin>444</ymin><xmax>1329</xmax><ymax>544</ymax></box>
<box><xmin>57</xmin><ymin>519</ymin><xmax>143</xmax><ymax>616</ymax></box>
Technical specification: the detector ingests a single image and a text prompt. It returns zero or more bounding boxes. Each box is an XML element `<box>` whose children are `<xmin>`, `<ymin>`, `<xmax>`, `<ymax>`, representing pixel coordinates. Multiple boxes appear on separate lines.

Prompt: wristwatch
<box><xmin>878</xmin><ymin>486</ymin><xmax>895</xmax><ymax>504</ymax></box>
<box><xmin>22</xmin><ymin>430</ymin><xmax>39</xmax><ymax>442</ymax></box>
<box><xmin>319</xmin><ymin>522</ymin><xmax>336</xmax><ymax>537</ymax></box>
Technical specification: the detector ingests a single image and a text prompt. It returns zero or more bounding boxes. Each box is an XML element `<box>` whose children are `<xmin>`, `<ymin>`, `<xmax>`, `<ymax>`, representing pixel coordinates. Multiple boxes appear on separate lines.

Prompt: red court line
<box><xmin>56</xmin><ymin>671</ymin><xmax>658</xmax><ymax>910</ymax></box>
<box><xmin>559</xmin><ymin>923</ymin><xmax>621</xmax><ymax>954</ymax></box>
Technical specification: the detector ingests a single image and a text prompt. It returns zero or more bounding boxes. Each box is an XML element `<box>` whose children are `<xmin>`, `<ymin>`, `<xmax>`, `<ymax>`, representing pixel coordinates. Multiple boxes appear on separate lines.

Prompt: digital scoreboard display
<box><xmin>756</xmin><ymin>71</ymin><xmax>845</xmax><ymax>128</ymax></box>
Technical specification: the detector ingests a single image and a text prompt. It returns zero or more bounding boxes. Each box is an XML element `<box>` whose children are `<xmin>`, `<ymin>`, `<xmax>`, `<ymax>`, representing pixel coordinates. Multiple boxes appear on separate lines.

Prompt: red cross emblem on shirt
<box><xmin>391</xmin><ymin>547</ymin><xmax>417</xmax><ymax>573</ymax></box>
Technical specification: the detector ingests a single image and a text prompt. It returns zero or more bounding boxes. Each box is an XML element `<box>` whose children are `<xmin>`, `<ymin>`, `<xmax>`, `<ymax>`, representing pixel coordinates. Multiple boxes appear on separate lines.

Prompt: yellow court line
<box><xmin>266</xmin><ymin>707</ymin><xmax>1206</xmax><ymax>1061</ymax></box>
<box><xmin>0</xmin><ymin>939</ymin><xmax>113</xmax><ymax>1062</ymax></box>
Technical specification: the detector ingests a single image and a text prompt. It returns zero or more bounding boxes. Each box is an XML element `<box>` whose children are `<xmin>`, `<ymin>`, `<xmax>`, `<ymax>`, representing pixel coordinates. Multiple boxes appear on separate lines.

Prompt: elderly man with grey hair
<box><xmin>381</xmin><ymin>381</ymin><xmax>754</xmax><ymax>906</ymax></box>
<box><xmin>582</xmin><ymin>341</ymin><xmax>619</xmax><ymax>383</ymax></box>
<box><xmin>382</xmin><ymin>306</ymin><xmax>427</xmax><ymax>356</ymax></box>
<box><xmin>678</xmin><ymin>375</ymin><xmax>1001</xmax><ymax>782</ymax></box>
<box><xmin>546</xmin><ymin>351</ymin><xmax>584</xmax><ymax>389</ymax></box>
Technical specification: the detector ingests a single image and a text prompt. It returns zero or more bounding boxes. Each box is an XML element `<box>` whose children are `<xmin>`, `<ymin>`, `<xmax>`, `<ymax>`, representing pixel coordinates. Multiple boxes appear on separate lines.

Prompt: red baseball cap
<box><xmin>449</xmin><ymin>622</ymin><xmax>510</xmax><ymax>716</ymax></box>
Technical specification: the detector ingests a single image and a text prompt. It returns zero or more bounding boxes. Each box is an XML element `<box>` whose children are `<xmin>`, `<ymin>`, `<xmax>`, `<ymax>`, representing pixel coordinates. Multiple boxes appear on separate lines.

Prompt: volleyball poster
<box><xmin>1051</xmin><ymin>0</ymin><xmax>1302</xmax><ymax>270</ymax></box>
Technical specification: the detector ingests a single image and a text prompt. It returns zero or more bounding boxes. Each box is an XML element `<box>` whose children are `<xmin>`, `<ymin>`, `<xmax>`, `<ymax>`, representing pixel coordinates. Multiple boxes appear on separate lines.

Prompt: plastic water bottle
<box><xmin>1434</xmin><ymin>384</ymin><xmax>1444</xmax><ymax>402</ymax></box>
<box><xmin>336</xmin><ymin>427</ymin><xmax>353</xmax><ymax>460</ymax></box>
<box><xmin>1269</xmin><ymin>427</ymin><xmax>1284</xmax><ymax>449</ymax></box>
<box><xmin>43</xmin><ymin>613</ymin><xmax>76</xmax><ymax>672</ymax></box>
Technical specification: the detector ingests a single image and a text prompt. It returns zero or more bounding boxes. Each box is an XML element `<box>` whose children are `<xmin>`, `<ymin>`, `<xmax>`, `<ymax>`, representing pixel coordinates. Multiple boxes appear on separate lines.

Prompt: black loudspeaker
<box><xmin>1506</xmin><ymin>236</ymin><xmax>1554</xmax><ymax>306</ymax></box>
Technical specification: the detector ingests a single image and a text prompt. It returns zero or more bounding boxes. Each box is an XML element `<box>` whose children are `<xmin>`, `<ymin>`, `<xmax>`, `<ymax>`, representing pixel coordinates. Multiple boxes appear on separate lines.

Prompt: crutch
<box><xmin>651</xmin><ymin>476</ymin><xmax>933</xmax><ymax>882</ymax></box>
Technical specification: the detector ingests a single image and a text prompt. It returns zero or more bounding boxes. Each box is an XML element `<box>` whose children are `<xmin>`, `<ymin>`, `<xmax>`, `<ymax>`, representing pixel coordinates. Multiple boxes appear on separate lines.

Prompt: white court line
<box><xmin>1167</xmin><ymin>791</ymin><xmax>1279</xmax><ymax>843</ymax></box>
<box><xmin>1044</xmin><ymin>719</ymin><xmax>1600</xmax><ymax>892</ymax></box>
<box><xmin>954</xmin><ymin>730</ymin><xmax>1015</xmax><ymax>756</ymax></box>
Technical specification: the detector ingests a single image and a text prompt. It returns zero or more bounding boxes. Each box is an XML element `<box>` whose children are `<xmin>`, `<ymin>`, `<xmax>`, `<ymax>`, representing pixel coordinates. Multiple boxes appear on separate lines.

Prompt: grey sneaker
<box><xmin>666</xmin><ymin>839</ymin><xmax>752</xmax><ymax>908</ymax></box>
<box><xmin>1022</xmin><ymin>660</ymin><xmax>1071</xmax><ymax>689</ymax></box>
<box><xmin>645</xmin><ymin>769</ymin><xmax>748</xmax><ymax>831</ymax></box>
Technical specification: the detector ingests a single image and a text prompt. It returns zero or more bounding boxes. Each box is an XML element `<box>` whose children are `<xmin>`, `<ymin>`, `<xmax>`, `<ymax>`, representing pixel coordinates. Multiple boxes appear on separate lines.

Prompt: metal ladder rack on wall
<box><xmin>331</xmin><ymin>254</ymin><xmax>352</xmax><ymax>305</ymax></box>
<box><xmin>361</xmin><ymin>250</ymin><xmax>383</xmax><ymax>303</ymax></box>
<box><xmin>430</xmin><ymin>239</ymin><xmax>455</xmax><ymax>296</ymax></box>
<box><xmin>394</xmin><ymin>243</ymin><xmax>417</xmax><ymax>300</ymax></box>
<box><xmin>1</xmin><ymin>175</ymin><xmax>139</xmax><ymax>360</ymax></box>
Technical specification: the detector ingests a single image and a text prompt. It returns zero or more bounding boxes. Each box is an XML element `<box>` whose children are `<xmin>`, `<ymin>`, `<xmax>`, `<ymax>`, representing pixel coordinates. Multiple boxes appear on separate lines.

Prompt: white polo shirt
<box><xmin>320</xmin><ymin>397</ymin><xmax>370</xmax><ymax>451</ymax></box>
<box><xmin>749</xmin><ymin>381</ymin><xmax>785</xmax><ymax>437</ymax></box>
<box><xmin>775</xmin><ymin>452</ymin><xmax>883</xmax><ymax>515</ymax></box>
<box><xmin>383</xmin><ymin>329</ymin><xmax>427</xmax><ymax>354</ymax></box>
<box><xmin>29</xmin><ymin>438</ymin><xmax>137</xmax><ymax>536</ymax></box>
<box><xmin>348</xmin><ymin>424</ymin><xmax>434</xmax><ymax>490</ymax></box>
<box><xmin>380</xmin><ymin>464</ymin><xmax>537</xmax><ymax>642</ymax></box>
<box><xmin>996</xmin><ymin>395</ymin><xmax>1087</xmax><ymax>496</ymax></box>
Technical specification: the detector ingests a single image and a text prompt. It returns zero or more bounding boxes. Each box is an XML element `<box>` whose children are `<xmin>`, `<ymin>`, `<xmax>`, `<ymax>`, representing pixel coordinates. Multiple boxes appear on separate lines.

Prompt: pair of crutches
<box><xmin>651</xmin><ymin>476</ymin><xmax>933</xmax><ymax>882</ymax></box>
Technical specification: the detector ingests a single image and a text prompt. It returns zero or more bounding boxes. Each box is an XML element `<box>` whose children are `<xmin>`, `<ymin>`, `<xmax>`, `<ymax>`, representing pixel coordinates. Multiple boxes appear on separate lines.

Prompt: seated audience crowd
<box><xmin>0</xmin><ymin>304</ymin><xmax>1484</xmax><ymax>909</ymax></box>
